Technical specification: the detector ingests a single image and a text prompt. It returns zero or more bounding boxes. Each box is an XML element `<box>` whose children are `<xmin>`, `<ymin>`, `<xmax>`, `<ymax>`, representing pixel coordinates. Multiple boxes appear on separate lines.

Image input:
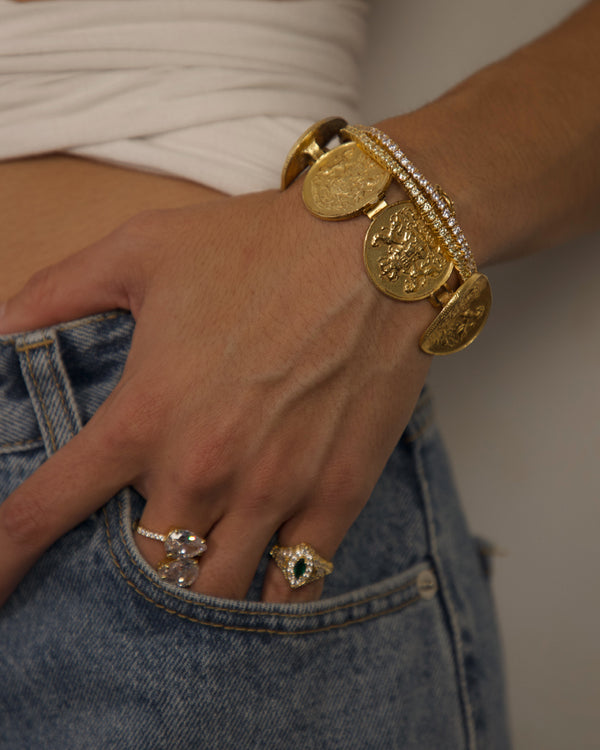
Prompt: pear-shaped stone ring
<box><xmin>270</xmin><ymin>543</ymin><xmax>334</xmax><ymax>589</ymax></box>
<box><xmin>135</xmin><ymin>523</ymin><xmax>207</xmax><ymax>588</ymax></box>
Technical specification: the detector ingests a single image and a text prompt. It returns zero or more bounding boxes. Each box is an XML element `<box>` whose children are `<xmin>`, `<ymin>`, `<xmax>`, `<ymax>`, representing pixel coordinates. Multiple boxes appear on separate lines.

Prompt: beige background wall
<box><xmin>362</xmin><ymin>1</ymin><xmax>600</xmax><ymax>748</ymax></box>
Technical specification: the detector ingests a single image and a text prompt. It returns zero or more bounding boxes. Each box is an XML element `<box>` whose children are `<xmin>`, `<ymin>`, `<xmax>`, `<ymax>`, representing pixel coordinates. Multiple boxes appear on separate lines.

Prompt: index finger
<box><xmin>0</xmin><ymin>416</ymin><xmax>134</xmax><ymax>607</ymax></box>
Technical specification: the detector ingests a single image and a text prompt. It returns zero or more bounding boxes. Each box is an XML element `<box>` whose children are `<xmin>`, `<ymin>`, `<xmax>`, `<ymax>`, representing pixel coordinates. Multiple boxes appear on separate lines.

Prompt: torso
<box><xmin>0</xmin><ymin>155</ymin><xmax>223</xmax><ymax>300</ymax></box>
<box><xmin>0</xmin><ymin>0</ymin><xmax>364</xmax><ymax>301</ymax></box>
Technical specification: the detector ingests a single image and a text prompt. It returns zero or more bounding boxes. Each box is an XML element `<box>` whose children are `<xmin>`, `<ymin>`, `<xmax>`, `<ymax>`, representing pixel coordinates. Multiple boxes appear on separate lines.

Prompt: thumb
<box><xmin>0</xmin><ymin>234</ymin><xmax>131</xmax><ymax>334</ymax></box>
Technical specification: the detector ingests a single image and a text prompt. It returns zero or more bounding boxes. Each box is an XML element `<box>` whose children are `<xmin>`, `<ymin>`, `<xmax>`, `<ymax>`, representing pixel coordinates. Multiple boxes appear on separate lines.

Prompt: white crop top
<box><xmin>0</xmin><ymin>0</ymin><xmax>368</xmax><ymax>193</ymax></box>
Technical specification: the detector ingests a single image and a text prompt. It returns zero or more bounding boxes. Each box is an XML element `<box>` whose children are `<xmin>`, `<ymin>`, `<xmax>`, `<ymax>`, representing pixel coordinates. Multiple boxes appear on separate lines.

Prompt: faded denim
<box><xmin>0</xmin><ymin>312</ymin><xmax>510</xmax><ymax>749</ymax></box>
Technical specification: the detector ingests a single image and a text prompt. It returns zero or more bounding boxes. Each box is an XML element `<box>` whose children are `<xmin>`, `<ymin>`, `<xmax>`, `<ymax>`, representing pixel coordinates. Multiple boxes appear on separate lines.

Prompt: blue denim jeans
<box><xmin>0</xmin><ymin>312</ymin><xmax>510</xmax><ymax>749</ymax></box>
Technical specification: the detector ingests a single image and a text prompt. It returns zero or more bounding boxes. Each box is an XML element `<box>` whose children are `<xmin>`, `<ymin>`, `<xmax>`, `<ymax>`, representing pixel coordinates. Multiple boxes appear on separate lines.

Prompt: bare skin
<box><xmin>0</xmin><ymin>1</ymin><xmax>598</xmax><ymax>606</ymax></box>
<box><xmin>0</xmin><ymin>155</ymin><xmax>224</xmax><ymax>301</ymax></box>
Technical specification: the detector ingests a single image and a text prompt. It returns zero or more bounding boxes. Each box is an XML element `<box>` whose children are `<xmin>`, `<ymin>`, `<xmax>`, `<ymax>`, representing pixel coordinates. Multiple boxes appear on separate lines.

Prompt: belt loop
<box><xmin>15</xmin><ymin>329</ymin><xmax>82</xmax><ymax>457</ymax></box>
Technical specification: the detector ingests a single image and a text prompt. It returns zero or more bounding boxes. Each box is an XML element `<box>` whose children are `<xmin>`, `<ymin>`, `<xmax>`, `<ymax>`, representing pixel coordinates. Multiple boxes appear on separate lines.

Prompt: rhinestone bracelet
<box><xmin>342</xmin><ymin>125</ymin><xmax>477</xmax><ymax>282</ymax></box>
<box><xmin>368</xmin><ymin>124</ymin><xmax>478</xmax><ymax>279</ymax></box>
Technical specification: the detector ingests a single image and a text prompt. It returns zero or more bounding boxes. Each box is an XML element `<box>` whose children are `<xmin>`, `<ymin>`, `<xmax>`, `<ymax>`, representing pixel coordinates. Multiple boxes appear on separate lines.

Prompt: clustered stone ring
<box><xmin>135</xmin><ymin>523</ymin><xmax>207</xmax><ymax>588</ymax></box>
<box><xmin>270</xmin><ymin>543</ymin><xmax>334</xmax><ymax>589</ymax></box>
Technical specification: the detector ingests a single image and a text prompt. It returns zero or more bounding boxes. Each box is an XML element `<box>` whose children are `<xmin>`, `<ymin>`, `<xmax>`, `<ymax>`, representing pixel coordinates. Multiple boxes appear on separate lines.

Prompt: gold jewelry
<box><xmin>281</xmin><ymin>118</ymin><xmax>491</xmax><ymax>354</ymax></box>
<box><xmin>135</xmin><ymin>523</ymin><xmax>207</xmax><ymax>588</ymax></box>
<box><xmin>270</xmin><ymin>543</ymin><xmax>334</xmax><ymax>589</ymax></box>
<box><xmin>363</xmin><ymin>200</ymin><xmax>454</xmax><ymax>301</ymax></box>
<box><xmin>302</xmin><ymin>139</ymin><xmax>392</xmax><ymax>220</ymax></box>
<box><xmin>281</xmin><ymin>116</ymin><xmax>348</xmax><ymax>190</ymax></box>
<box><xmin>343</xmin><ymin>125</ymin><xmax>477</xmax><ymax>281</ymax></box>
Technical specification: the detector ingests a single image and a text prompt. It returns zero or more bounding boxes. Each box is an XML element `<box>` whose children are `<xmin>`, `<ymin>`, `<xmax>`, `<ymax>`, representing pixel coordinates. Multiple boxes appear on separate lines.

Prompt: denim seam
<box><xmin>43</xmin><ymin>344</ymin><xmax>78</xmax><ymax>439</ymax></box>
<box><xmin>105</xmin><ymin>505</ymin><xmax>428</xmax><ymax>630</ymax></box>
<box><xmin>114</xmin><ymin>497</ymin><xmax>429</xmax><ymax>618</ymax></box>
<box><xmin>49</xmin><ymin>310</ymin><xmax>121</xmax><ymax>334</ymax></box>
<box><xmin>1</xmin><ymin>311</ymin><xmax>123</xmax><ymax>347</ymax></box>
<box><xmin>402</xmin><ymin>393</ymin><xmax>434</xmax><ymax>443</ymax></box>
<box><xmin>15</xmin><ymin>339</ymin><xmax>54</xmax><ymax>352</ymax></box>
<box><xmin>413</xmin><ymin>438</ymin><xmax>477</xmax><ymax>750</ymax></box>
<box><xmin>0</xmin><ymin>438</ymin><xmax>44</xmax><ymax>452</ymax></box>
<box><xmin>403</xmin><ymin>415</ymin><xmax>435</xmax><ymax>444</ymax></box>
<box><xmin>105</xmin><ymin>537</ymin><xmax>424</xmax><ymax>634</ymax></box>
<box><xmin>22</xmin><ymin>347</ymin><xmax>57</xmax><ymax>453</ymax></box>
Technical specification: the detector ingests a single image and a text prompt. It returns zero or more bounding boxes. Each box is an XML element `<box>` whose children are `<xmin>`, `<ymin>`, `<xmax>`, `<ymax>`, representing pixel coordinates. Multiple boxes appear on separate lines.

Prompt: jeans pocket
<box><xmin>104</xmin><ymin>487</ymin><xmax>439</xmax><ymax>634</ymax></box>
<box><xmin>68</xmin><ymin>488</ymin><xmax>468</xmax><ymax>749</ymax></box>
<box><xmin>0</xmin><ymin>316</ymin><xmax>472</xmax><ymax>748</ymax></box>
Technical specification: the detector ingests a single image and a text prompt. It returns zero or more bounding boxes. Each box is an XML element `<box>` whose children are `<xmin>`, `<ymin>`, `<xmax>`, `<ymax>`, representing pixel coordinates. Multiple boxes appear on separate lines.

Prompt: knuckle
<box><xmin>243</xmin><ymin>467</ymin><xmax>277</xmax><ymax>511</ymax></box>
<box><xmin>175</xmin><ymin>425</ymin><xmax>239</xmax><ymax>496</ymax></box>
<box><xmin>174</xmin><ymin>453</ymin><xmax>213</xmax><ymax>497</ymax></box>
<box><xmin>119</xmin><ymin>209</ymin><xmax>176</xmax><ymax>253</ymax></box>
<box><xmin>20</xmin><ymin>265</ymin><xmax>60</xmax><ymax>310</ymax></box>
<box><xmin>240</xmin><ymin>480</ymin><xmax>282</xmax><ymax>523</ymax></box>
<box><xmin>103</xmin><ymin>211</ymin><xmax>167</xmax><ymax>272</ymax></box>
<box><xmin>190</xmin><ymin>429</ymin><xmax>241</xmax><ymax>490</ymax></box>
<box><xmin>319</xmin><ymin>456</ymin><xmax>367</xmax><ymax>510</ymax></box>
<box><xmin>241</xmin><ymin>446</ymin><xmax>307</xmax><ymax>518</ymax></box>
<box><xmin>121</xmin><ymin>209</ymin><xmax>164</xmax><ymax>239</ymax></box>
<box><xmin>97</xmin><ymin>386</ymin><xmax>164</xmax><ymax>458</ymax></box>
<box><xmin>239</xmin><ymin>489</ymin><xmax>278</xmax><ymax>523</ymax></box>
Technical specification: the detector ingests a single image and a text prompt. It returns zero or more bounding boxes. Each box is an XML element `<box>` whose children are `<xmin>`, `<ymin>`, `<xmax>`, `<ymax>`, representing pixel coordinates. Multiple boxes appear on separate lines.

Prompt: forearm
<box><xmin>377</xmin><ymin>0</ymin><xmax>600</xmax><ymax>267</ymax></box>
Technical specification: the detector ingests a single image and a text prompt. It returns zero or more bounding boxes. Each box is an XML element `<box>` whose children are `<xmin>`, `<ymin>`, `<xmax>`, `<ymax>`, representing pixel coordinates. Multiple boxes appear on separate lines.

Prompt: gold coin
<box><xmin>302</xmin><ymin>142</ymin><xmax>391</xmax><ymax>219</ymax></box>
<box><xmin>363</xmin><ymin>201</ymin><xmax>453</xmax><ymax>301</ymax></box>
<box><xmin>419</xmin><ymin>273</ymin><xmax>492</xmax><ymax>355</ymax></box>
<box><xmin>280</xmin><ymin>117</ymin><xmax>347</xmax><ymax>190</ymax></box>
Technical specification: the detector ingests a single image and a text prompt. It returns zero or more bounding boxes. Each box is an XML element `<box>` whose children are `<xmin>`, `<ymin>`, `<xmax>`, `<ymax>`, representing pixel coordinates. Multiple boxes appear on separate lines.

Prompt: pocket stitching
<box><xmin>105</xmin><ymin>504</ymin><xmax>432</xmax><ymax>633</ymax></box>
<box><xmin>0</xmin><ymin>437</ymin><xmax>43</xmax><ymax>452</ymax></box>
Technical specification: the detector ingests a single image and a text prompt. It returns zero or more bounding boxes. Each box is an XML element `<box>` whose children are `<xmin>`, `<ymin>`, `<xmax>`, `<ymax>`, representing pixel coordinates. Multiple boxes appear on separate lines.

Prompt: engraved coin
<box><xmin>419</xmin><ymin>273</ymin><xmax>492</xmax><ymax>355</ymax></box>
<box><xmin>280</xmin><ymin>116</ymin><xmax>347</xmax><ymax>189</ymax></box>
<box><xmin>363</xmin><ymin>201</ymin><xmax>453</xmax><ymax>301</ymax></box>
<box><xmin>302</xmin><ymin>142</ymin><xmax>391</xmax><ymax>219</ymax></box>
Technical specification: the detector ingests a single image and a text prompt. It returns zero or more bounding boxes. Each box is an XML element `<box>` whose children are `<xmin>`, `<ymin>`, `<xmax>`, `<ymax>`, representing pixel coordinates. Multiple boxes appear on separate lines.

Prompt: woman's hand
<box><xmin>0</xmin><ymin>184</ymin><xmax>432</xmax><ymax>605</ymax></box>
<box><xmin>2</xmin><ymin>0</ymin><xmax>599</xmax><ymax>607</ymax></box>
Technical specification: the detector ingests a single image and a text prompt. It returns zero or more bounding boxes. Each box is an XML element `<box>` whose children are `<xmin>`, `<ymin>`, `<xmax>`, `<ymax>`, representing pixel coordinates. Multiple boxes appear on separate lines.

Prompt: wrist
<box><xmin>276</xmin><ymin>164</ymin><xmax>445</xmax><ymax>351</ymax></box>
<box><xmin>375</xmin><ymin>14</ymin><xmax>600</xmax><ymax>270</ymax></box>
<box><xmin>375</xmin><ymin>108</ymin><xmax>503</xmax><ymax>269</ymax></box>
<box><xmin>277</xmin><ymin>119</ymin><xmax>496</xmax><ymax>355</ymax></box>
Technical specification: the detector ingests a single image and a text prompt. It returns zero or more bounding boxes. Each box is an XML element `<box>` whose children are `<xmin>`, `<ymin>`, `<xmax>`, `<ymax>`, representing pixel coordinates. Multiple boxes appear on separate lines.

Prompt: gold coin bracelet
<box><xmin>343</xmin><ymin>125</ymin><xmax>477</xmax><ymax>282</ymax></box>
<box><xmin>281</xmin><ymin>117</ymin><xmax>491</xmax><ymax>355</ymax></box>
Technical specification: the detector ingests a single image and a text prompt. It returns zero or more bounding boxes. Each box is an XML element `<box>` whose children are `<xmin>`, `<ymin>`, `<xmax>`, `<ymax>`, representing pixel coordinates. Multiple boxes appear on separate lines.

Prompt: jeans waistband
<box><xmin>0</xmin><ymin>312</ymin><xmax>131</xmax><ymax>455</ymax></box>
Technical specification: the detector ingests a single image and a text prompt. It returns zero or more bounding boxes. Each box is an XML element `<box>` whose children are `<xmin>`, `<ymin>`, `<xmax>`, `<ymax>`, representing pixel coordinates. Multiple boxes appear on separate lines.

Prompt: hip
<box><xmin>0</xmin><ymin>311</ymin><xmax>510</xmax><ymax>749</ymax></box>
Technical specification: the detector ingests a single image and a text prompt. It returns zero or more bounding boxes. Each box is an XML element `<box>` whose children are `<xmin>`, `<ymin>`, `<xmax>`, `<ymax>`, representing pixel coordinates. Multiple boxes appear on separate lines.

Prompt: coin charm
<box><xmin>419</xmin><ymin>273</ymin><xmax>492</xmax><ymax>354</ymax></box>
<box><xmin>363</xmin><ymin>201</ymin><xmax>454</xmax><ymax>301</ymax></box>
<box><xmin>280</xmin><ymin>116</ymin><xmax>348</xmax><ymax>189</ymax></box>
<box><xmin>303</xmin><ymin>142</ymin><xmax>392</xmax><ymax>219</ymax></box>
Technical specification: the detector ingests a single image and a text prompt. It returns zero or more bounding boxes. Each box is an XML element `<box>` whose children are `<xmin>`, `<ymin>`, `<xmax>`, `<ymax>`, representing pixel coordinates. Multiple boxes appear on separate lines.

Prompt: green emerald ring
<box><xmin>270</xmin><ymin>543</ymin><xmax>333</xmax><ymax>589</ymax></box>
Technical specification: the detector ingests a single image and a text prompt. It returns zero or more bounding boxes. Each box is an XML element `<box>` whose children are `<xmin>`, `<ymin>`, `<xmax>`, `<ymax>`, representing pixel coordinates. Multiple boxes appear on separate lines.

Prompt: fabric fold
<box><xmin>0</xmin><ymin>0</ymin><xmax>368</xmax><ymax>193</ymax></box>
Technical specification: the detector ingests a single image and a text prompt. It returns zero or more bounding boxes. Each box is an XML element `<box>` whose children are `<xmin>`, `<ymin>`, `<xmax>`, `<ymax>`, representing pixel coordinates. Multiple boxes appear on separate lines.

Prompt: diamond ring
<box><xmin>135</xmin><ymin>523</ymin><xmax>207</xmax><ymax>588</ymax></box>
